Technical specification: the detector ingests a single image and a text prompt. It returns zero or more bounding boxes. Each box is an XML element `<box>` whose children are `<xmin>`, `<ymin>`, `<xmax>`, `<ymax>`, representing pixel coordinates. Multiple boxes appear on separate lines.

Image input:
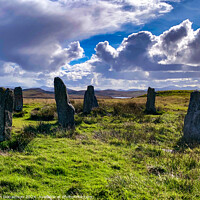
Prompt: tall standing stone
<box><xmin>146</xmin><ymin>87</ymin><xmax>156</xmax><ymax>114</ymax></box>
<box><xmin>0</xmin><ymin>88</ymin><xmax>13</xmax><ymax>142</ymax></box>
<box><xmin>83</xmin><ymin>85</ymin><xmax>99</xmax><ymax>114</ymax></box>
<box><xmin>54</xmin><ymin>77</ymin><xmax>75</xmax><ymax>128</ymax></box>
<box><xmin>0</xmin><ymin>88</ymin><xmax>6</xmax><ymax>142</ymax></box>
<box><xmin>184</xmin><ymin>91</ymin><xmax>200</xmax><ymax>140</ymax></box>
<box><xmin>4</xmin><ymin>89</ymin><xmax>13</xmax><ymax>140</ymax></box>
<box><xmin>14</xmin><ymin>87</ymin><xmax>23</xmax><ymax>112</ymax></box>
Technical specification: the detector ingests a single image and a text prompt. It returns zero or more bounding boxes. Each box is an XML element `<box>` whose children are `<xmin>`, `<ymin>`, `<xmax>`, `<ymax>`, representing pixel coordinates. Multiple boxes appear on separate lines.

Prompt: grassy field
<box><xmin>0</xmin><ymin>91</ymin><xmax>199</xmax><ymax>199</ymax></box>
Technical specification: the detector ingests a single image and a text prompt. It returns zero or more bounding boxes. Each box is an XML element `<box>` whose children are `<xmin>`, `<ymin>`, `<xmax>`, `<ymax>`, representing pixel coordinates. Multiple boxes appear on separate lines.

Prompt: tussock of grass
<box><xmin>30</xmin><ymin>105</ymin><xmax>57</xmax><ymax>121</ymax></box>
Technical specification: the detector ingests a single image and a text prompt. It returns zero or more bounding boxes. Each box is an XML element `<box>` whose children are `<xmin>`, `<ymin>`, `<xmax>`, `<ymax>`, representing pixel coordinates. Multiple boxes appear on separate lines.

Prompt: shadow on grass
<box><xmin>174</xmin><ymin>136</ymin><xmax>200</xmax><ymax>152</ymax></box>
<box><xmin>144</xmin><ymin>106</ymin><xmax>165</xmax><ymax>115</ymax></box>
<box><xmin>0</xmin><ymin>122</ymin><xmax>78</xmax><ymax>152</ymax></box>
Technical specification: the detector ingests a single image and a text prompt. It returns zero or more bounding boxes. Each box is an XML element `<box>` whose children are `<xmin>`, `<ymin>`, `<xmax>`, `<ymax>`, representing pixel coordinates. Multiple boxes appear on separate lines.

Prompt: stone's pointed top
<box><xmin>87</xmin><ymin>85</ymin><xmax>94</xmax><ymax>92</ymax></box>
<box><xmin>54</xmin><ymin>77</ymin><xmax>65</xmax><ymax>87</ymax></box>
<box><xmin>54</xmin><ymin>77</ymin><xmax>62</xmax><ymax>82</ymax></box>
<box><xmin>14</xmin><ymin>86</ymin><xmax>22</xmax><ymax>90</ymax></box>
<box><xmin>88</xmin><ymin>85</ymin><xmax>94</xmax><ymax>88</ymax></box>
<box><xmin>148</xmin><ymin>87</ymin><xmax>155</xmax><ymax>92</ymax></box>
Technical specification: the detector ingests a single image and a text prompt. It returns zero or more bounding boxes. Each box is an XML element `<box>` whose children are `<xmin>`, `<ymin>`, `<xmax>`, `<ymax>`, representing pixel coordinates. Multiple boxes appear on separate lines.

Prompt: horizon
<box><xmin>5</xmin><ymin>85</ymin><xmax>200</xmax><ymax>92</ymax></box>
<box><xmin>1</xmin><ymin>0</ymin><xmax>200</xmax><ymax>90</ymax></box>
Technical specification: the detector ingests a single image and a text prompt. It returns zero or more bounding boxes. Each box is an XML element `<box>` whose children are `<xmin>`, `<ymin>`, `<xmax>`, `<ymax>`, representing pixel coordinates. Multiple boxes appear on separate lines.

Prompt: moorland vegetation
<box><xmin>0</xmin><ymin>91</ymin><xmax>199</xmax><ymax>199</ymax></box>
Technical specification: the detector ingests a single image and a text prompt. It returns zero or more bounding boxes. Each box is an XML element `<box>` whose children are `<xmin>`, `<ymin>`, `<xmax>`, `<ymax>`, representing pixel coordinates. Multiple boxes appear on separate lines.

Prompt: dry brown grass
<box><xmin>24</xmin><ymin>98</ymin><xmax>55</xmax><ymax>104</ymax></box>
<box><xmin>24</xmin><ymin>95</ymin><xmax>190</xmax><ymax>114</ymax></box>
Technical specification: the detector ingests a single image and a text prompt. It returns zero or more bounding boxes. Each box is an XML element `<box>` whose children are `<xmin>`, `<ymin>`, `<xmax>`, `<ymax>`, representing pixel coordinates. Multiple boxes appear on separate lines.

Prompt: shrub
<box><xmin>113</xmin><ymin>102</ymin><xmax>144</xmax><ymax>117</ymax></box>
<box><xmin>91</xmin><ymin>107</ymin><xmax>108</xmax><ymax>117</ymax></box>
<box><xmin>30</xmin><ymin>105</ymin><xmax>56</xmax><ymax>121</ymax></box>
<box><xmin>74</xmin><ymin>101</ymin><xmax>83</xmax><ymax>114</ymax></box>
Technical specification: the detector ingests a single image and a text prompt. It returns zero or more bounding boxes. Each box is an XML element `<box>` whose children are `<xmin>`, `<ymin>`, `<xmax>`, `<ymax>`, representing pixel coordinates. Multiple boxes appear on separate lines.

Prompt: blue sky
<box><xmin>1</xmin><ymin>0</ymin><xmax>200</xmax><ymax>90</ymax></box>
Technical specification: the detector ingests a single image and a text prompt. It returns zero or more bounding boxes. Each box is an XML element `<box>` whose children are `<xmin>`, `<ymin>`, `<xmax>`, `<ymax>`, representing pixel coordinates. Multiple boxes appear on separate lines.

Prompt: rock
<box><xmin>0</xmin><ymin>88</ymin><xmax>6</xmax><ymax>142</ymax></box>
<box><xmin>4</xmin><ymin>89</ymin><xmax>13</xmax><ymax>140</ymax></box>
<box><xmin>0</xmin><ymin>88</ymin><xmax>13</xmax><ymax>142</ymax></box>
<box><xmin>54</xmin><ymin>77</ymin><xmax>75</xmax><ymax>128</ymax></box>
<box><xmin>184</xmin><ymin>91</ymin><xmax>200</xmax><ymax>140</ymax></box>
<box><xmin>83</xmin><ymin>85</ymin><xmax>99</xmax><ymax>114</ymax></box>
<box><xmin>14</xmin><ymin>87</ymin><xmax>23</xmax><ymax>112</ymax></box>
<box><xmin>146</xmin><ymin>87</ymin><xmax>156</xmax><ymax>114</ymax></box>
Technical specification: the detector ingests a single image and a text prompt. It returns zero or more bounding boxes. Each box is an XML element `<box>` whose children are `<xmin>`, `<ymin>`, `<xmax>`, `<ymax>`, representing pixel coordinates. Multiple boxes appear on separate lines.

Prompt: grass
<box><xmin>0</xmin><ymin>91</ymin><xmax>199</xmax><ymax>199</ymax></box>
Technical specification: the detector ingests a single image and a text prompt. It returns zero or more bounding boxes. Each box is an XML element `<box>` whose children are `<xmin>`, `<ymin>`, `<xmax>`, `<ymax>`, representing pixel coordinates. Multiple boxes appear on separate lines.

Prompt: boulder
<box><xmin>0</xmin><ymin>88</ymin><xmax>6</xmax><ymax>142</ymax></box>
<box><xmin>54</xmin><ymin>77</ymin><xmax>75</xmax><ymax>128</ymax></box>
<box><xmin>83</xmin><ymin>85</ymin><xmax>99</xmax><ymax>114</ymax></box>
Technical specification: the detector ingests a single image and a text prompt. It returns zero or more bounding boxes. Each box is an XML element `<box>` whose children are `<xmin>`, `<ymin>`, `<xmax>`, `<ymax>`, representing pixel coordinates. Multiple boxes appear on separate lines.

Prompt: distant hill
<box><xmin>23</xmin><ymin>88</ymin><xmax>54</xmax><ymax>99</ymax></box>
<box><xmin>155</xmin><ymin>86</ymin><xmax>200</xmax><ymax>91</ymax></box>
<box><xmin>23</xmin><ymin>88</ymin><xmax>146</xmax><ymax>99</ymax></box>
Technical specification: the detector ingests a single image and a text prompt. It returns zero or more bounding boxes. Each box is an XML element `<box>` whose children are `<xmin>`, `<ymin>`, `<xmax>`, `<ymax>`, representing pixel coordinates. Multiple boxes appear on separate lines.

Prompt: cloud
<box><xmin>91</xmin><ymin>20</ymin><xmax>200</xmax><ymax>75</ymax></box>
<box><xmin>3</xmin><ymin>3</ymin><xmax>200</xmax><ymax>90</ymax></box>
<box><xmin>93</xmin><ymin>31</ymin><xmax>155</xmax><ymax>74</ymax></box>
<box><xmin>60</xmin><ymin>19</ymin><xmax>200</xmax><ymax>89</ymax></box>
<box><xmin>4</xmin><ymin>18</ymin><xmax>200</xmax><ymax>90</ymax></box>
<box><xmin>0</xmin><ymin>0</ymin><xmax>177</xmax><ymax>72</ymax></box>
<box><xmin>151</xmin><ymin>19</ymin><xmax>200</xmax><ymax>67</ymax></box>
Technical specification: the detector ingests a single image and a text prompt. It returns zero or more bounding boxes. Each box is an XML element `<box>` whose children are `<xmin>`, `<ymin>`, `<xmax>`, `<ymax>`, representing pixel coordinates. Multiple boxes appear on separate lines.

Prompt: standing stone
<box><xmin>146</xmin><ymin>87</ymin><xmax>156</xmax><ymax>114</ymax></box>
<box><xmin>14</xmin><ymin>87</ymin><xmax>23</xmax><ymax>112</ymax></box>
<box><xmin>4</xmin><ymin>89</ymin><xmax>13</xmax><ymax>140</ymax></box>
<box><xmin>83</xmin><ymin>85</ymin><xmax>99</xmax><ymax>114</ymax></box>
<box><xmin>54</xmin><ymin>77</ymin><xmax>75</xmax><ymax>128</ymax></box>
<box><xmin>184</xmin><ymin>91</ymin><xmax>200</xmax><ymax>140</ymax></box>
<box><xmin>0</xmin><ymin>88</ymin><xmax>13</xmax><ymax>142</ymax></box>
<box><xmin>0</xmin><ymin>88</ymin><xmax>6</xmax><ymax>142</ymax></box>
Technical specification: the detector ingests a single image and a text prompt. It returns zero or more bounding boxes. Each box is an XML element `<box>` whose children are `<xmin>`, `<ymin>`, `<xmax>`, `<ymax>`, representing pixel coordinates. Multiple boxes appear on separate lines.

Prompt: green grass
<box><xmin>156</xmin><ymin>90</ymin><xmax>193</xmax><ymax>97</ymax></box>
<box><xmin>0</xmin><ymin>92</ymin><xmax>199</xmax><ymax>199</ymax></box>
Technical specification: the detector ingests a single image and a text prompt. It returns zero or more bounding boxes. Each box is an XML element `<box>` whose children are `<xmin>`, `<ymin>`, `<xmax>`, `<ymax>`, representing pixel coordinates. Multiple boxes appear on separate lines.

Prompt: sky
<box><xmin>1</xmin><ymin>0</ymin><xmax>200</xmax><ymax>90</ymax></box>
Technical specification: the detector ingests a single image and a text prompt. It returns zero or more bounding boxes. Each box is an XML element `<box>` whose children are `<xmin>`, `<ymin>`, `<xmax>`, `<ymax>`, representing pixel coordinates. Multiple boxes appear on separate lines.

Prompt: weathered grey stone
<box><xmin>184</xmin><ymin>91</ymin><xmax>200</xmax><ymax>140</ymax></box>
<box><xmin>0</xmin><ymin>88</ymin><xmax>6</xmax><ymax>142</ymax></box>
<box><xmin>0</xmin><ymin>88</ymin><xmax>13</xmax><ymax>142</ymax></box>
<box><xmin>4</xmin><ymin>89</ymin><xmax>13</xmax><ymax>140</ymax></box>
<box><xmin>83</xmin><ymin>85</ymin><xmax>99</xmax><ymax>114</ymax></box>
<box><xmin>14</xmin><ymin>87</ymin><xmax>23</xmax><ymax>112</ymax></box>
<box><xmin>146</xmin><ymin>87</ymin><xmax>156</xmax><ymax>114</ymax></box>
<box><xmin>54</xmin><ymin>77</ymin><xmax>75</xmax><ymax>128</ymax></box>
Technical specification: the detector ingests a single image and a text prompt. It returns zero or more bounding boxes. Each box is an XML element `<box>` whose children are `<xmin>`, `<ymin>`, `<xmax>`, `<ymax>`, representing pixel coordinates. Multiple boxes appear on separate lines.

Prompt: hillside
<box><xmin>23</xmin><ymin>88</ymin><xmax>146</xmax><ymax>99</ymax></box>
